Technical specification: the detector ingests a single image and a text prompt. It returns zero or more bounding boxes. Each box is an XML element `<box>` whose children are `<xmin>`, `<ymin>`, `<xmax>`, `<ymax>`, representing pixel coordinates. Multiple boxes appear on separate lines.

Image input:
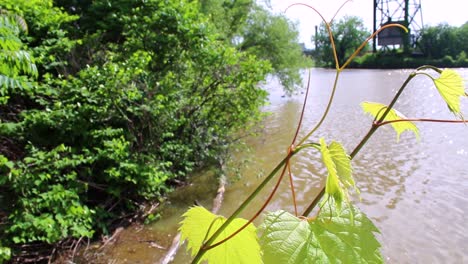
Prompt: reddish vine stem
<box><xmin>330</xmin><ymin>0</ymin><xmax>353</xmax><ymax>23</ymax></box>
<box><xmin>340</xmin><ymin>23</ymin><xmax>408</xmax><ymax>70</ymax></box>
<box><xmin>301</xmin><ymin>65</ymin><xmax>444</xmax><ymax>217</ymax></box>
<box><xmin>288</xmin><ymin>70</ymin><xmax>312</xmax><ymax>216</ymax></box>
<box><xmin>287</xmin><ymin>160</ymin><xmax>298</xmax><ymax>216</ymax></box>
<box><xmin>301</xmin><ymin>69</ymin><xmax>419</xmax><ymax>217</ymax></box>
<box><xmin>192</xmin><ymin>143</ymin><xmax>316</xmax><ymax>263</ymax></box>
<box><xmin>286</xmin><ymin>3</ymin><xmax>339</xmax><ymax>68</ymax></box>
<box><xmin>291</xmin><ymin>69</ymin><xmax>312</xmax><ymax>144</ymax></box>
<box><xmin>202</xmin><ymin>158</ymin><xmax>290</xmax><ymax>250</ymax></box>
<box><xmin>201</xmin><ymin>70</ymin><xmax>314</xmax><ymax>251</ymax></box>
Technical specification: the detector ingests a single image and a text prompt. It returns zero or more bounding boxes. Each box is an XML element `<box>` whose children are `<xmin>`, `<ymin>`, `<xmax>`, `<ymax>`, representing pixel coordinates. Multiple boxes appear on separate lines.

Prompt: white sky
<box><xmin>263</xmin><ymin>0</ymin><xmax>468</xmax><ymax>48</ymax></box>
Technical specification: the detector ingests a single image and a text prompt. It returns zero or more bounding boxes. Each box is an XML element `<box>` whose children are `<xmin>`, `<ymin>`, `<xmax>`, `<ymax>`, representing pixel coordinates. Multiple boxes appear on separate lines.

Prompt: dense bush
<box><xmin>0</xmin><ymin>0</ymin><xmax>280</xmax><ymax>261</ymax></box>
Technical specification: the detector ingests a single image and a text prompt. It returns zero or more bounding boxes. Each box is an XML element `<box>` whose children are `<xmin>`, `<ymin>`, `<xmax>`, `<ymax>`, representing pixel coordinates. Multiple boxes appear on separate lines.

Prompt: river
<box><xmin>84</xmin><ymin>68</ymin><xmax>468</xmax><ymax>263</ymax></box>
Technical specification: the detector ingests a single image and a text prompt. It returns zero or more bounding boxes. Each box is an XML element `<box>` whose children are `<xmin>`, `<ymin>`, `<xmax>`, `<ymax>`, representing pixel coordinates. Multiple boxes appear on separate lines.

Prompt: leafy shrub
<box><xmin>0</xmin><ymin>0</ymin><xmax>271</xmax><ymax>260</ymax></box>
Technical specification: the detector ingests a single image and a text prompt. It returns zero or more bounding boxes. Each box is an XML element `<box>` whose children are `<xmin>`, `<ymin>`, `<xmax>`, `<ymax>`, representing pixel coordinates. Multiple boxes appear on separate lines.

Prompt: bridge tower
<box><xmin>373</xmin><ymin>0</ymin><xmax>423</xmax><ymax>52</ymax></box>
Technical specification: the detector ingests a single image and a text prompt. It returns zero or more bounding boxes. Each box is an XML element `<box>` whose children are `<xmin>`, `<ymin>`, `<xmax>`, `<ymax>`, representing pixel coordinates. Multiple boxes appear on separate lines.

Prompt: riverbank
<box><xmin>60</xmin><ymin>168</ymin><xmax>224</xmax><ymax>263</ymax></box>
<box><xmin>308</xmin><ymin>52</ymin><xmax>468</xmax><ymax>69</ymax></box>
<box><xmin>351</xmin><ymin>53</ymin><xmax>468</xmax><ymax>69</ymax></box>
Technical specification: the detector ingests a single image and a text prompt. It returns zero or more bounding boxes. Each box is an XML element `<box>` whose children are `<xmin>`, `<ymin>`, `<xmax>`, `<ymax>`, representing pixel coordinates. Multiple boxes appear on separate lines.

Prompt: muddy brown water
<box><xmin>81</xmin><ymin>68</ymin><xmax>468</xmax><ymax>263</ymax></box>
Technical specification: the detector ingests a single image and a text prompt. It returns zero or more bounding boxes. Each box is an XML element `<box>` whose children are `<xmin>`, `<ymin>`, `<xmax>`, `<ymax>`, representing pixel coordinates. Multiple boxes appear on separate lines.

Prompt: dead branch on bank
<box><xmin>159</xmin><ymin>173</ymin><xmax>227</xmax><ymax>264</ymax></box>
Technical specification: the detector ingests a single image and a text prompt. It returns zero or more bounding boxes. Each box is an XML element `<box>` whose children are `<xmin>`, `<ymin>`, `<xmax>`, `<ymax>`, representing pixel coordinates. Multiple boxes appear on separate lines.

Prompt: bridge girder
<box><xmin>373</xmin><ymin>0</ymin><xmax>423</xmax><ymax>52</ymax></box>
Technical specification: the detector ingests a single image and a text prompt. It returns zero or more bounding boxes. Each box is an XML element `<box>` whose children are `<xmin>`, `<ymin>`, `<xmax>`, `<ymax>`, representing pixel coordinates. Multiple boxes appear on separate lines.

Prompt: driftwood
<box><xmin>159</xmin><ymin>174</ymin><xmax>227</xmax><ymax>264</ymax></box>
<box><xmin>99</xmin><ymin>227</ymin><xmax>124</xmax><ymax>250</ymax></box>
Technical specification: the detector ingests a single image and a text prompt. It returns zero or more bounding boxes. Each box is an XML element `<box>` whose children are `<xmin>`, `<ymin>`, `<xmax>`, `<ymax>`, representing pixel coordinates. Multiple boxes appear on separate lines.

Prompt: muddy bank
<box><xmin>67</xmin><ymin>169</ymin><xmax>222</xmax><ymax>264</ymax></box>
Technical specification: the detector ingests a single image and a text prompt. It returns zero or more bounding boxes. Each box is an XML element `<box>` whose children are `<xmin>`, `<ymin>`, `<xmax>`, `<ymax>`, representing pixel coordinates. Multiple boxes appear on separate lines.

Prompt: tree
<box><xmin>418</xmin><ymin>23</ymin><xmax>459</xmax><ymax>59</ymax></box>
<box><xmin>457</xmin><ymin>22</ymin><xmax>468</xmax><ymax>55</ymax></box>
<box><xmin>198</xmin><ymin>0</ymin><xmax>253</xmax><ymax>41</ymax></box>
<box><xmin>314</xmin><ymin>16</ymin><xmax>370</xmax><ymax>67</ymax></box>
<box><xmin>198</xmin><ymin>0</ymin><xmax>309</xmax><ymax>92</ymax></box>
<box><xmin>239</xmin><ymin>6</ymin><xmax>307</xmax><ymax>92</ymax></box>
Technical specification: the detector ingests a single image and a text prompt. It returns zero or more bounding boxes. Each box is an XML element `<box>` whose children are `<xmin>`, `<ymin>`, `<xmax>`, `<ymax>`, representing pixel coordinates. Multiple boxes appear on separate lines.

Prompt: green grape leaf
<box><xmin>329</xmin><ymin>141</ymin><xmax>356</xmax><ymax>190</ymax></box>
<box><xmin>179</xmin><ymin>206</ymin><xmax>262</xmax><ymax>264</ymax></box>
<box><xmin>433</xmin><ymin>69</ymin><xmax>466</xmax><ymax>116</ymax></box>
<box><xmin>361</xmin><ymin>101</ymin><xmax>419</xmax><ymax>141</ymax></box>
<box><xmin>319</xmin><ymin>138</ymin><xmax>358</xmax><ymax>212</ymax></box>
<box><xmin>259</xmin><ymin>202</ymin><xmax>382</xmax><ymax>264</ymax></box>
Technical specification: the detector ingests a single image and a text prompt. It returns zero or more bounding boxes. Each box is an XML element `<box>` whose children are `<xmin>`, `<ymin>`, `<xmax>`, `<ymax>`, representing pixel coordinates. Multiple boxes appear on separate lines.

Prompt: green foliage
<box><xmin>319</xmin><ymin>138</ymin><xmax>357</xmax><ymax>212</ymax></box>
<box><xmin>0</xmin><ymin>245</ymin><xmax>10</xmax><ymax>262</ymax></box>
<box><xmin>457</xmin><ymin>22</ymin><xmax>468</xmax><ymax>55</ymax></box>
<box><xmin>198</xmin><ymin>0</ymin><xmax>308</xmax><ymax>92</ymax></box>
<box><xmin>0</xmin><ymin>0</ymin><xmax>276</xmax><ymax>260</ymax></box>
<box><xmin>361</xmin><ymin>102</ymin><xmax>420</xmax><ymax>141</ymax></box>
<box><xmin>0</xmin><ymin>0</ymin><xmax>79</xmax><ymax>75</ymax></box>
<box><xmin>180</xmin><ymin>206</ymin><xmax>261</xmax><ymax>264</ymax></box>
<box><xmin>238</xmin><ymin>6</ymin><xmax>308</xmax><ymax>92</ymax></box>
<box><xmin>7</xmin><ymin>145</ymin><xmax>95</xmax><ymax>243</ymax></box>
<box><xmin>0</xmin><ymin>12</ymin><xmax>37</xmax><ymax>102</ymax></box>
<box><xmin>433</xmin><ymin>69</ymin><xmax>466</xmax><ymax>116</ymax></box>
<box><xmin>418</xmin><ymin>23</ymin><xmax>461</xmax><ymax>59</ymax></box>
<box><xmin>259</xmin><ymin>202</ymin><xmax>382</xmax><ymax>264</ymax></box>
<box><xmin>198</xmin><ymin>0</ymin><xmax>253</xmax><ymax>40</ymax></box>
<box><xmin>314</xmin><ymin>16</ymin><xmax>370</xmax><ymax>67</ymax></box>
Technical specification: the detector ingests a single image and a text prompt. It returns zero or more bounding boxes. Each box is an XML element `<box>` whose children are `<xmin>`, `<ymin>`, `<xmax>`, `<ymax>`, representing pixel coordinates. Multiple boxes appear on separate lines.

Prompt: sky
<box><xmin>262</xmin><ymin>0</ymin><xmax>468</xmax><ymax>48</ymax></box>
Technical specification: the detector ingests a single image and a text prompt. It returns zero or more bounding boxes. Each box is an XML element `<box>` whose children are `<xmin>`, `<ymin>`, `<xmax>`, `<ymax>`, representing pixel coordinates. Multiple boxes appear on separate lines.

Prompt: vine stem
<box><xmin>203</xmin><ymin>160</ymin><xmax>289</xmax><ymax>251</ymax></box>
<box><xmin>301</xmin><ymin>69</ymin><xmax>419</xmax><ymax>216</ymax></box>
<box><xmin>288</xmin><ymin>69</ymin><xmax>313</xmax><ymax>216</ymax></box>
<box><xmin>286</xmin><ymin>3</ymin><xmax>340</xmax><ymax>69</ymax></box>
<box><xmin>191</xmin><ymin>144</ymin><xmax>316</xmax><ymax>263</ymax></box>
<box><xmin>300</xmin><ymin>65</ymin><xmax>448</xmax><ymax>216</ymax></box>
<box><xmin>340</xmin><ymin>23</ymin><xmax>408</xmax><ymax>70</ymax></box>
<box><xmin>286</xmin><ymin>160</ymin><xmax>298</xmax><ymax>216</ymax></box>
<box><xmin>330</xmin><ymin>0</ymin><xmax>353</xmax><ymax>23</ymax></box>
<box><xmin>192</xmin><ymin>69</ymin><xmax>316</xmax><ymax>262</ymax></box>
<box><xmin>296</xmin><ymin>70</ymin><xmax>341</xmax><ymax>146</ymax></box>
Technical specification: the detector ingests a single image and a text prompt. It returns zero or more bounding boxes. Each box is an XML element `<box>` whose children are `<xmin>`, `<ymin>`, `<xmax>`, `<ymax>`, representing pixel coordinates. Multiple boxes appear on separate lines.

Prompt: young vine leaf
<box><xmin>179</xmin><ymin>206</ymin><xmax>262</xmax><ymax>264</ymax></box>
<box><xmin>259</xmin><ymin>201</ymin><xmax>382</xmax><ymax>264</ymax></box>
<box><xmin>433</xmin><ymin>69</ymin><xmax>466</xmax><ymax>117</ymax></box>
<box><xmin>319</xmin><ymin>138</ymin><xmax>358</xmax><ymax>212</ymax></box>
<box><xmin>361</xmin><ymin>101</ymin><xmax>419</xmax><ymax>141</ymax></box>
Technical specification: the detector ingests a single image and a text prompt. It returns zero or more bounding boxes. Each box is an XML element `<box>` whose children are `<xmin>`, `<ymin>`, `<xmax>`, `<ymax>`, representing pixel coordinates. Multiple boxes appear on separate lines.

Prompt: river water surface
<box><xmin>89</xmin><ymin>68</ymin><xmax>468</xmax><ymax>263</ymax></box>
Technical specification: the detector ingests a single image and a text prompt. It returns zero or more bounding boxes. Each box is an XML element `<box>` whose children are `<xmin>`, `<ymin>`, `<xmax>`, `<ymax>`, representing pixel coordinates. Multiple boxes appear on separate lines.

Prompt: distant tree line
<box><xmin>312</xmin><ymin>16</ymin><xmax>468</xmax><ymax>68</ymax></box>
<box><xmin>418</xmin><ymin>22</ymin><xmax>468</xmax><ymax>61</ymax></box>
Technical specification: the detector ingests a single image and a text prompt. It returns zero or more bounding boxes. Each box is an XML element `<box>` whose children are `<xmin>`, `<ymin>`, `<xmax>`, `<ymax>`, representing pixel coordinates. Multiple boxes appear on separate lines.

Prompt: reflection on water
<box><xmin>93</xmin><ymin>68</ymin><xmax>468</xmax><ymax>263</ymax></box>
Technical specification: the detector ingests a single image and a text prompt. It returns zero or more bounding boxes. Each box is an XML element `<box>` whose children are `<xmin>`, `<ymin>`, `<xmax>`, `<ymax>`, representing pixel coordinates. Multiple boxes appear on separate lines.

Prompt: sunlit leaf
<box><xmin>329</xmin><ymin>141</ymin><xmax>356</xmax><ymax>190</ymax></box>
<box><xmin>319</xmin><ymin>138</ymin><xmax>358</xmax><ymax>212</ymax></box>
<box><xmin>179</xmin><ymin>206</ymin><xmax>262</xmax><ymax>264</ymax></box>
<box><xmin>433</xmin><ymin>69</ymin><xmax>466</xmax><ymax>117</ymax></box>
<box><xmin>361</xmin><ymin>101</ymin><xmax>419</xmax><ymax>141</ymax></box>
<box><xmin>259</xmin><ymin>202</ymin><xmax>382</xmax><ymax>264</ymax></box>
